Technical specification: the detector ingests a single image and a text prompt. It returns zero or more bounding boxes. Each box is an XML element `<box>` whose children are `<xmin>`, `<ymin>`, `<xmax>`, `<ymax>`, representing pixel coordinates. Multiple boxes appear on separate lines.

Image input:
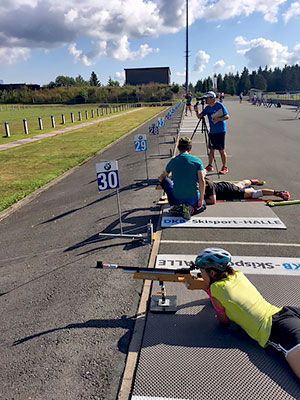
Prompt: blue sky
<box><xmin>0</xmin><ymin>0</ymin><xmax>299</xmax><ymax>86</ymax></box>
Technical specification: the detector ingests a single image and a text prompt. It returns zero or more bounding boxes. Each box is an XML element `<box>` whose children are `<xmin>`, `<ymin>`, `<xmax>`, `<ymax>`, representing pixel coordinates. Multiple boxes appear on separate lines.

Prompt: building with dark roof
<box><xmin>0</xmin><ymin>83</ymin><xmax>40</xmax><ymax>91</ymax></box>
<box><xmin>125</xmin><ymin>67</ymin><xmax>171</xmax><ymax>85</ymax></box>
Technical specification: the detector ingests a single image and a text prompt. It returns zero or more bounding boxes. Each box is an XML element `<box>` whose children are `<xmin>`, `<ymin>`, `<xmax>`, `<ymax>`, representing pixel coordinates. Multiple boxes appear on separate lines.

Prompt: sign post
<box><xmin>134</xmin><ymin>134</ymin><xmax>149</xmax><ymax>183</ymax></box>
<box><xmin>96</xmin><ymin>161</ymin><xmax>153</xmax><ymax>243</ymax></box>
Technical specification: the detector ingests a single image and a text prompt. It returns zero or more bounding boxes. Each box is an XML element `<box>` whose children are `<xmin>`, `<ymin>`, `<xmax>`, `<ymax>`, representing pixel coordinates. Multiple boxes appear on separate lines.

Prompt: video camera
<box><xmin>194</xmin><ymin>97</ymin><xmax>206</xmax><ymax>108</ymax></box>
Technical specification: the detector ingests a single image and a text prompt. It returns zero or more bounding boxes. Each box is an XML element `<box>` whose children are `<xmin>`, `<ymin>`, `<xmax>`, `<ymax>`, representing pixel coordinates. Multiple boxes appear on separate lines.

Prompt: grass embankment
<box><xmin>0</xmin><ymin>104</ymin><xmax>130</xmax><ymax>144</ymax></box>
<box><xmin>0</xmin><ymin>107</ymin><xmax>166</xmax><ymax>211</ymax></box>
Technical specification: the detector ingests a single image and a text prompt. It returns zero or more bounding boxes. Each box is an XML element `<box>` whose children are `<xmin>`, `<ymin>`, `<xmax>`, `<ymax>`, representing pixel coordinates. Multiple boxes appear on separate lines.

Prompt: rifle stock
<box><xmin>97</xmin><ymin>262</ymin><xmax>208</xmax><ymax>291</ymax></box>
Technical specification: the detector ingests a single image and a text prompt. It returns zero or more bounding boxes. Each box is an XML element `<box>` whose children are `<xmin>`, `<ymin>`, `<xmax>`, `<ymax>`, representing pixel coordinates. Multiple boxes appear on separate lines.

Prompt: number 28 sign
<box><xmin>96</xmin><ymin>161</ymin><xmax>120</xmax><ymax>192</ymax></box>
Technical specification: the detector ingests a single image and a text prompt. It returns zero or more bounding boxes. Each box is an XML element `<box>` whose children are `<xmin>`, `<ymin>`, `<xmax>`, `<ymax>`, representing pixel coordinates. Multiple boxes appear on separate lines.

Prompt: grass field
<box><xmin>0</xmin><ymin>104</ymin><xmax>132</xmax><ymax>144</ymax></box>
<box><xmin>0</xmin><ymin>106</ymin><xmax>166</xmax><ymax>212</ymax></box>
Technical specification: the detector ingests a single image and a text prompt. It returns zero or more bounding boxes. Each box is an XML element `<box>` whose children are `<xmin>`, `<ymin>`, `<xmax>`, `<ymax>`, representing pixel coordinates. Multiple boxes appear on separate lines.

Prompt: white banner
<box><xmin>161</xmin><ymin>216</ymin><xmax>286</xmax><ymax>229</ymax></box>
<box><xmin>155</xmin><ymin>255</ymin><xmax>300</xmax><ymax>276</ymax></box>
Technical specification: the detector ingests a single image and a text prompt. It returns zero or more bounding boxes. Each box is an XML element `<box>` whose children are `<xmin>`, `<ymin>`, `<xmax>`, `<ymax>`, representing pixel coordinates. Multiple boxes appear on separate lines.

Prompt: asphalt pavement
<box><xmin>0</xmin><ymin>105</ymin><xmax>181</xmax><ymax>400</ymax></box>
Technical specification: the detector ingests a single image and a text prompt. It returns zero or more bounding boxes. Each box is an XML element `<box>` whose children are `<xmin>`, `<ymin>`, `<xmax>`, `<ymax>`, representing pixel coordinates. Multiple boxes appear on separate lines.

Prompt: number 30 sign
<box><xmin>96</xmin><ymin>161</ymin><xmax>120</xmax><ymax>192</ymax></box>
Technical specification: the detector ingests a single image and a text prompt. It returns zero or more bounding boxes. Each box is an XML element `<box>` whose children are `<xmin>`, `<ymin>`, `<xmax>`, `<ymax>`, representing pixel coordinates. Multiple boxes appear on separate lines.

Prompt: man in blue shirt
<box><xmin>194</xmin><ymin>91</ymin><xmax>229</xmax><ymax>175</ymax></box>
<box><xmin>158</xmin><ymin>137</ymin><xmax>206</xmax><ymax>219</ymax></box>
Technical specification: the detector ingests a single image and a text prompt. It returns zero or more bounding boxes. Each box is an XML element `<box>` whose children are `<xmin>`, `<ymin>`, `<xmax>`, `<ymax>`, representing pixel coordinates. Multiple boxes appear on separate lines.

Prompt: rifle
<box><xmin>96</xmin><ymin>261</ymin><xmax>209</xmax><ymax>313</ymax></box>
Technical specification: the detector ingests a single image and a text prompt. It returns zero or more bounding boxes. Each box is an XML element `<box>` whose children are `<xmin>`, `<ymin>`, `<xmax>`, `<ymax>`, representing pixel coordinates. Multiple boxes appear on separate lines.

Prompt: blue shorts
<box><xmin>209</xmin><ymin>132</ymin><xmax>225</xmax><ymax>150</ymax></box>
<box><xmin>268</xmin><ymin>306</ymin><xmax>300</xmax><ymax>357</ymax></box>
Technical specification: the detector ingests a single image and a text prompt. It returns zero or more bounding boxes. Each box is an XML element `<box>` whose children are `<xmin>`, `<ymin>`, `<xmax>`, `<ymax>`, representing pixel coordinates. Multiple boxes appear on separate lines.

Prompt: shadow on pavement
<box><xmin>12</xmin><ymin>299</ymin><xmax>300</xmax><ymax>397</ymax></box>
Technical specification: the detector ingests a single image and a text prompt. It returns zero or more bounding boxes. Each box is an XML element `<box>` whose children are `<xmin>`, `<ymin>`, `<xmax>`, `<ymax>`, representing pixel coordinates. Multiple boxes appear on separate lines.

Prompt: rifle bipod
<box><xmin>96</xmin><ymin>261</ymin><xmax>208</xmax><ymax>314</ymax></box>
<box><xmin>150</xmin><ymin>280</ymin><xmax>178</xmax><ymax>313</ymax></box>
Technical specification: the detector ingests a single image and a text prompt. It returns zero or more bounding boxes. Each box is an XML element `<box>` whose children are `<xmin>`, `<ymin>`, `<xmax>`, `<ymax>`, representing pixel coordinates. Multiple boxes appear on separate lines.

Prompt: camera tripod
<box><xmin>191</xmin><ymin>105</ymin><xmax>220</xmax><ymax>178</ymax></box>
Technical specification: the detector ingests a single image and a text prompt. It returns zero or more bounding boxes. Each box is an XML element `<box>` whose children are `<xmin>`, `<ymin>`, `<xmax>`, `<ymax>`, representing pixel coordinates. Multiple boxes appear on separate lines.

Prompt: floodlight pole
<box><xmin>185</xmin><ymin>0</ymin><xmax>189</xmax><ymax>94</ymax></box>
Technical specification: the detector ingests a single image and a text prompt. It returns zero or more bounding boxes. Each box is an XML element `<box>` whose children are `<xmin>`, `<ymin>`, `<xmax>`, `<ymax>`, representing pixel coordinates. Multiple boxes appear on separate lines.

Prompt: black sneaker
<box><xmin>169</xmin><ymin>204</ymin><xmax>183</xmax><ymax>216</ymax></box>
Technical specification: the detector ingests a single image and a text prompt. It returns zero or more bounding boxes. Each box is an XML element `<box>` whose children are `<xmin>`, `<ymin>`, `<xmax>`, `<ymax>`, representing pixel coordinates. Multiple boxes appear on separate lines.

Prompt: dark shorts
<box><xmin>268</xmin><ymin>306</ymin><xmax>300</xmax><ymax>357</ymax></box>
<box><xmin>209</xmin><ymin>132</ymin><xmax>226</xmax><ymax>150</ymax></box>
<box><xmin>215</xmin><ymin>182</ymin><xmax>245</xmax><ymax>200</ymax></box>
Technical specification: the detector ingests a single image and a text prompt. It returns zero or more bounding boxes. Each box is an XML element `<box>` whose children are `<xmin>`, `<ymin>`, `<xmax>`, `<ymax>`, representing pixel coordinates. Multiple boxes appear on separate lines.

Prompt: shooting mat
<box><xmin>161</xmin><ymin>202</ymin><xmax>286</xmax><ymax>229</ymax></box>
<box><xmin>131</xmin><ymin>268</ymin><xmax>300</xmax><ymax>400</ymax></box>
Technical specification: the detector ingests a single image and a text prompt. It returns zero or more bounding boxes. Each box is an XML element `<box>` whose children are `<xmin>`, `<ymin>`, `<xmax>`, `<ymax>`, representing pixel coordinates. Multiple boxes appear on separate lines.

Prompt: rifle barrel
<box><xmin>96</xmin><ymin>261</ymin><xmax>194</xmax><ymax>275</ymax></box>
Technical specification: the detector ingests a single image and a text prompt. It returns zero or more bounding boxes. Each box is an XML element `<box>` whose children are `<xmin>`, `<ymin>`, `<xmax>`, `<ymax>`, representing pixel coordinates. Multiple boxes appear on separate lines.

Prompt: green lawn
<box><xmin>0</xmin><ymin>106</ymin><xmax>166</xmax><ymax>211</ymax></box>
<box><xmin>0</xmin><ymin>103</ymin><xmax>132</xmax><ymax>144</ymax></box>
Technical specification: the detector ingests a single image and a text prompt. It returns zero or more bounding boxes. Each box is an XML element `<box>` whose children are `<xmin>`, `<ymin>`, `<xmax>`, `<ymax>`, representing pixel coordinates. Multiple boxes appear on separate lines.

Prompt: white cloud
<box><xmin>0</xmin><ymin>47</ymin><xmax>30</xmax><ymax>65</ymax></box>
<box><xmin>235</xmin><ymin>36</ymin><xmax>296</xmax><ymax>69</ymax></box>
<box><xmin>294</xmin><ymin>43</ymin><xmax>300</xmax><ymax>52</ymax></box>
<box><xmin>282</xmin><ymin>2</ymin><xmax>300</xmax><ymax>23</ymax></box>
<box><xmin>114</xmin><ymin>71</ymin><xmax>125</xmax><ymax>81</ymax></box>
<box><xmin>0</xmin><ymin>0</ymin><xmax>291</xmax><ymax>68</ymax></box>
<box><xmin>68</xmin><ymin>43</ymin><xmax>93</xmax><ymax>66</ymax></box>
<box><xmin>176</xmin><ymin>71</ymin><xmax>186</xmax><ymax>77</ymax></box>
<box><xmin>226</xmin><ymin>65</ymin><xmax>236</xmax><ymax>71</ymax></box>
<box><xmin>105</xmin><ymin>36</ymin><xmax>158</xmax><ymax>61</ymax></box>
<box><xmin>214</xmin><ymin>60</ymin><xmax>225</xmax><ymax>69</ymax></box>
<box><xmin>193</xmin><ymin>50</ymin><xmax>210</xmax><ymax>73</ymax></box>
<box><xmin>201</xmin><ymin>0</ymin><xmax>286</xmax><ymax>23</ymax></box>
<box><xmin>235</xmin><ymin>36</ymin><xmax>248</xmax><ymax>46</ymax></box>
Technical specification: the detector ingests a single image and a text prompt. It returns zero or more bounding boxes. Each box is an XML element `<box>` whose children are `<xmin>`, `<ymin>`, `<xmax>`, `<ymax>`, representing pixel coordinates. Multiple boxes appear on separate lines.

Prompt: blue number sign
<box><xmin>157</xmin><ymin>118</ymin><xmax>164</xmax><ymax>127</ymax></box>
<box><xmin>148</xmin><ymin>123</ymin><xmax>159</xmax><ymax>135</ymax></box>
<box><xmin>96</xmin><ymin>161</ymin><xmax>119</xmax><ymax>192</ymax></box>
<box><xmin>134</xmin><ymin>134</ymin><xmax>147</xmax><ymax>152</ymax></box>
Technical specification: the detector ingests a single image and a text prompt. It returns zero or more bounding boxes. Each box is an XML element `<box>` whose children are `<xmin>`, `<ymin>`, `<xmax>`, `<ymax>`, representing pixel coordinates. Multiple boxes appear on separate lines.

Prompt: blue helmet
<box><xmin>194</xmin><ymin>248</ymin><xmax>231</xmax><ymax>271</ymax></box>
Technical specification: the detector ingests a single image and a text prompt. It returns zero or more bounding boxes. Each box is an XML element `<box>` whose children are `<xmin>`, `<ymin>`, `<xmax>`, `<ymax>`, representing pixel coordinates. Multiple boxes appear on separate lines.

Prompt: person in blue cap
<box><xmin>194</xmin><ymin>91</ymin><xmax>229</xmax><ymax>175</ymax></box>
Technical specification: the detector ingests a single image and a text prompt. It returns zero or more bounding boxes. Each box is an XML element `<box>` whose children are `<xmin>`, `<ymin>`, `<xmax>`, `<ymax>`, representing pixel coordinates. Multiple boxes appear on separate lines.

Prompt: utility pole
<box><xmin>185</xmin><ymin>0</ymin><xmax>189</xmax><ymax>94</ymax></box>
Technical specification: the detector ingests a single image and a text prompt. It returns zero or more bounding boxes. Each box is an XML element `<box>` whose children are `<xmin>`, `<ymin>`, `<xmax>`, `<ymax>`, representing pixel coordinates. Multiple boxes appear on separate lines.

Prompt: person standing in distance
<box><xmin>194</xmin><ymin>91</ymin><xmax>229</xmax><ymax>175</ymax></box>
<box><xmin>185</xmin><ymin>91</ymin><xmax>193</xmax><ymax>116</ymax></box>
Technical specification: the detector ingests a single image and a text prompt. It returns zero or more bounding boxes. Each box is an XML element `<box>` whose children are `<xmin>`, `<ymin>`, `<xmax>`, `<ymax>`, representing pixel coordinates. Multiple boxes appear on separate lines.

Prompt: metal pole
<box><xmin>4</xmin><ymin>122</ymin><xmax>10</xmax><ymax>137</ymax></box>
<box><xmin>23</xmin><ymin>119</ymin><xmax>28</xmax><ymax>135</ymax></box>
<box><xmin>116</xmin><ymin>188</ymin><xmax>123</xmax><ymax>234</ymax></box>
<box><xmin>185</xmin><ymin>0</ymin><xmax>189</xmax><ymax>94</ymax></box>
<box><xmin>144</xmin><ymin>150</ymin><xmax>149</xmax><ymax>184</ymax></box>
<box><xmin>38</xmin><ymin>117</ymin><xmax>43</xmax><ymax>130</ymax></box>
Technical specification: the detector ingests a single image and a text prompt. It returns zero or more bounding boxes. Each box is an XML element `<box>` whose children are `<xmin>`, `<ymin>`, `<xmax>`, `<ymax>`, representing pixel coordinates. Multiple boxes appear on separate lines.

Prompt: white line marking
<box><xmin>160</xmin><ymin>240</ymin><xmax>300</xmax><ymax>247</ymax></box>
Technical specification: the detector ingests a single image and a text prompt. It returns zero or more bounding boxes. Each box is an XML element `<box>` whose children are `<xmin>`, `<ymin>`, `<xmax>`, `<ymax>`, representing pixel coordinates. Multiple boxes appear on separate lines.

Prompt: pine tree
<box><xmin>89</xmin><ymin>71</ymin><xmax>100</xmax><ymax>87</ymax></box>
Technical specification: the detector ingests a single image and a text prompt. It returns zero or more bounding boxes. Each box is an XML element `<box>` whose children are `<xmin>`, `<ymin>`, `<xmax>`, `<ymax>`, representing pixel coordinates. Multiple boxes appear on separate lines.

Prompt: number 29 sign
<box><xmin>134</xmin><ymin>134</ymin><xmax>147</xmax><ymax>152</ymax></box>
<box><xmin>96</xmin><ymin>161</ymin><xmax>120</xmax><ymax>192</ymax></box>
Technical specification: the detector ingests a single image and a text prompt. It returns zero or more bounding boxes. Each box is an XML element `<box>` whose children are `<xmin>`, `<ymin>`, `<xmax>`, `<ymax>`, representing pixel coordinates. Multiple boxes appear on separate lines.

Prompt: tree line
<box><xmin>191</xmin><ymin>64</ymin><xmax>300</xmax><ymax>96</ymax></box>
<box><xmin>46</xmin><ymin>72</ymin><xmax>120</xmax><ymax>88</ymax></box>
<box><xmin>1</xmin><ymin>64</ymin><xmax>300</xmax><ymax>105</ymax></box>
<box><xmin>0</xmin><ymin>82</ymin><xmax>181</xmax><ymax>104</ymax></box>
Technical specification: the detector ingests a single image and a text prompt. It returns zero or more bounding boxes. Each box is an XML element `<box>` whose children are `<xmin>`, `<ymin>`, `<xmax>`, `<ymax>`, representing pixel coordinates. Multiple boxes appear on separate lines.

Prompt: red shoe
<box><xmin>219</xmin><ymin>166</ymin><xmax>228</xmax><ymax>175</ymax></box>
<box><xmin>205</xmin><ymin>164</ymin><xmax>214</xmax><ymax>172</ymax></box>
<box><xmin>274</xmin><ymin>191</ymin><xmax>290</xmax><ymax>201</ymax></box>
<box><xmin>250</xmin><ymin>179</ymin><xmax>265</xmax><ymax>185</ymax></box>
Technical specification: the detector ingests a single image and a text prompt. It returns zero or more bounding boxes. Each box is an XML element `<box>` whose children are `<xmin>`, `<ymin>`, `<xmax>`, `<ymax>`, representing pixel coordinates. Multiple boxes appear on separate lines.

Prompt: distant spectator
<box><xmin>185</xmin><ymin>92</ymin><xmax>193</xmax><ymax>116</ymax></box>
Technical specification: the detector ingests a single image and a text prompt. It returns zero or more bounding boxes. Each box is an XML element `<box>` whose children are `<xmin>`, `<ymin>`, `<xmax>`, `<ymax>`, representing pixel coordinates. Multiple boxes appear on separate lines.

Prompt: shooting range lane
<box><xmin>130</xmin><ymin>101</ymin><xmax>300</xmax><ymax>399</ymax></box>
